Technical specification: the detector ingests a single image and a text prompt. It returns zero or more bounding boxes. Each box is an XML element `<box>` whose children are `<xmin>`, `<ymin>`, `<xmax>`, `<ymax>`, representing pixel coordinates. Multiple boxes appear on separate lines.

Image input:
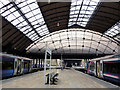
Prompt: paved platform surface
<box><xmin>1</xmin><ymin>69</ymin><xmax>120</xmax><ymax>88</ymax></box>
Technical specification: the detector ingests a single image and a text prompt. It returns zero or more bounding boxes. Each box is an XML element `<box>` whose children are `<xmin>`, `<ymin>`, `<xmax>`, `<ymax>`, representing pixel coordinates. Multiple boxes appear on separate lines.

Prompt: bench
<box><xmin>46</xmin><ymin>72</ymin><xmax>59</xmax><ymax>84</ymax></box>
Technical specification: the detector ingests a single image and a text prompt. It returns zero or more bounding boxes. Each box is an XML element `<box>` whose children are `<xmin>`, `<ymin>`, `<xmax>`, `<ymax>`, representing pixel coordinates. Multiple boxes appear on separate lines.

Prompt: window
<box><xmin>2</xmin><ymin>57</ymin><xmax>14</xmax><ymax>70</ymax></box>
<box><xmin>103</xmin><ymin>62</ymin><xmax>120</xmax><ymax>74</ymax></box>
<box><xmin>90</xmin><ymin>62</ymin><xmax>95</xmax><ymax>71</ymax></box>
<box><xmin>24</xmin><ymin>60</ymin><xmax>29</xmax><ymax>69</ymax></box>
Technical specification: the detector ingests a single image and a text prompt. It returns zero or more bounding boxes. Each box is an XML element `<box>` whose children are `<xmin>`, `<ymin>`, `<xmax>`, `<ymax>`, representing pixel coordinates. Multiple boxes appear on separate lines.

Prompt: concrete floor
<box><xmin>1</xmin><ymin>69</ymin><xmax>120</xmax><ymax>88</ymax></box>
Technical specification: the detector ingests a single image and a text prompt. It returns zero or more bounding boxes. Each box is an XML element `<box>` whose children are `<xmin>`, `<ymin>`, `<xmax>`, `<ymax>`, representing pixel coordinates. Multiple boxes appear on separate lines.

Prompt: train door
<box><xmin>29</xmin><ymin>61</ymin><xmax>32</xmax><ymax>72</ymax></box>
<box><xmin>94</xmin><ymin>61</ymin><xmax>96</xmax><ymax>76</ymax></box>
<box><xmin>21</xmin><ymin>59</ymin><xmax>24</xmax><ymax>74</ymax></box>
<box><xmin>96</xmin><ymin>61</ymin><xmax>100</xmax><ymax>78</ymax></box>
<box><xmin>14</xmin><ymin>58</ymin><xmax>17</xmax><ymax>75</ymax></box>
<box><xmin>100</xmin><ymin>60</ymin><xmax>103</xmax><ymax>78</ymax></box>
<box><xmin>16</xmin><ymin>59</ymin><xmax>21</xmax><ymax>75</ymax></box>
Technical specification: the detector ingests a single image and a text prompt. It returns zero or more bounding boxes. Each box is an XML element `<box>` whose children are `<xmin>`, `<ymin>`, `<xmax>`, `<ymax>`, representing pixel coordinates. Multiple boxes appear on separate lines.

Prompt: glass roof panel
<box><xmin>0</xmin><ymin>0</ymin><xmax>50</xmax><ymax>41</ymax></box>
<box><xmin>114</xmin><ymin>35</ymin><xmax>120</xmax><ymax>42</ymax></box>
<box><xmin>17</xmin><ymin>0</ymin><xmax>49</xmax><ymax>37</ymax></box>
<box><xmin>105</xmin><ymin>21</ymin><xmax>120</xmax><ymax>42</ymax></box>
<box><xmin>68</xmin><ymin>0</ymin><xmax>100</xmax><ymax>27</ymax></box>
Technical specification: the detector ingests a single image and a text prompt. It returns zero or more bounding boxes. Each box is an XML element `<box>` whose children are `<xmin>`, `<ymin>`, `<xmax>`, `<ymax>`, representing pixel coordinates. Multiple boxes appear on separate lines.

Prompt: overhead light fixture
<box><xmin>57</xmin><ymin>22</ymin><xmax>60</xmax><ymax>27</ymax></box>
<box><xmin>48</xmin><ymin>0</ymin><xmax>50</xmax><ymax>4</ymax></box>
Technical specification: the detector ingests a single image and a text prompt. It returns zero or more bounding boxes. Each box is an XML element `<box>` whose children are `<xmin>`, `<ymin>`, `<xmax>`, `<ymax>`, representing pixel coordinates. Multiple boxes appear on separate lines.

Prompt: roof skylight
<box><xmin>105</xmin><ymin>21</ymin><xmax>120</xmax><ymax>37</ymax></box>
<box><xmin>68</xmin><ymin>0</ymin><xmax>100</xmax><ymax>27</ymax></box>
<box><xmin>0</xmin><ymin>0</ymin><xmax>49</xmax><ymax>41</ymax></box>
<box><xmin>105</xmin><ymin>21</ymin><xmax>120</xmax><ymax>42</ymax></box>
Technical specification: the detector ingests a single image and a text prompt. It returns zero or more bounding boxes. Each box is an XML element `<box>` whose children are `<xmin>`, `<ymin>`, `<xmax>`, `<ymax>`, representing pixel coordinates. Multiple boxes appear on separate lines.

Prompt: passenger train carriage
<box><xmin>88</xmin><ymin>54</ymin><xmax>120</xmax><ymax>85</ymax></box>
<box><xmin>0</xmin><ymin>53</ymin><xmax>32</xmax><ymax>79</ymax></box>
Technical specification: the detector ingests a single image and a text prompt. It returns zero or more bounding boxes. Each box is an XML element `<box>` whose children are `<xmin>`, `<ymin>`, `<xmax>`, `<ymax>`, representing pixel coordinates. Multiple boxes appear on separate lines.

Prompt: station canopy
<box><xmin>0</xmin><ymin>0</ymin><xmax>120</xmax><ymax>58</ymax></box>
<box><xmin>27</xmin><ymin>28</ymin><xmax>119</xmax><ymax>54</ymax></box>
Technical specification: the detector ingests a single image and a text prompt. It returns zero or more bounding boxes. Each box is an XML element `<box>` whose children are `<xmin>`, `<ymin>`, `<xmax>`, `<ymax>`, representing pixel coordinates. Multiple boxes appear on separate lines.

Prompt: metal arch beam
<box><xmin>1</xmin><ymin>8</ymin><xmax>117</xmax><ymax>31</ymax></box>
<box><xmin>2</xmin><ymin>30</ymin><xmax>30</xmax><ymax>45</ymax></box>
<box><xmin>0</xmin><ymin>11</ymin><xmax>116</xmax><ymax>39</ymax></box>
<box><xmin>42</xmin><ymin>16</ymin><xmax>110</xmax><ymax>28</ymax></box>
<box><xmin>41</xmin><ymin>12</ymin><xmax>118</xmax><ymax>26</ymax></box>
<box><xmin>47</xmin><ymin>21</ymin><xmax>107</xmax><ymax>32</ymax></box>
<box><xmin>41</xmin><ymin>3</ymin><xmax>119</xmax><ymax>14</ymax></box>
<box><xmin>1</xmin><ymin>2</ymin><xmax>119</xmax><ymax>29</ymax></box>
<box><xmin>76</xmin><ymin>0</ymin><xmax>84</xmax><ymax>23</ymax></box>
<box><xmin>13</xmin><ymin>35</ymin><xmax>31</xmax><ymax>48</ymax></box>
<box><xmin>0</xmin><ymin>2</ymin><xmax>118</xmax><ymax>37</ymax></box>
<box><xmin>41</xmin><ymin>4</ymin><xmax>120</xmax><ymax>18</ymax></box>
<box><xmin>17</xmin><ymin>40</ymin><xmax>32</xmax><ymax>51</ymax></box>
<box><xmin>97</xmin><ymin>3</ymin><xmax>120</xmax><ymax>11</ymax></box>
<box><xmin>13</xmin><ymin>36</ymin><xmax>30</xmax><ymax>49</ymax></box>
<box><xmin>47</xmin><ymin>14</ymin><xmax>117</xmax><ymax>21</ymax></box>
<box><xmin>13</xmin><ymin>39</ymin><xmax>28</xmax><ymax>50</ymax></box>
<box><xmin>2</xmin><ymin>30</ymin><xmax>21</xmax><ymax>44</ymax></box>
<box><xmin>3</xmin><ymin>34</ymin><xmax>31</xmax><ymax>52</ymax></box>
<box><xmin>39</xmin><ymin>2</ymin><xmax>60</xmax><ymax>8</ymax></box>
<box><xmin>2</xmin><ymin>27</ymin><xmax>33</xmax><ymax>44</ymax></box>
<box><xmin>39</xmin><ymin>3</ymin><xmax>70</xmax><ymax>14</ymax></box>
<box><xmin>42</xmin><ymin>8</ymin><xmax>119</xmax><ymax>22</ymax></box>
<box><xmin>1</xmin><ymin>27</ymin><xmax>13</xmax><ymax>38</ymax></box>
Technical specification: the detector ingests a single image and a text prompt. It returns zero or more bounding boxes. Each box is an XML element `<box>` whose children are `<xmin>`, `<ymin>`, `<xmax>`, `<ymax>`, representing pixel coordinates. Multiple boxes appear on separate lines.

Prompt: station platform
<box><xmin>2</xmin><ymin>69</ymin><xmax>120</xmax><ymax>88</ymax></box>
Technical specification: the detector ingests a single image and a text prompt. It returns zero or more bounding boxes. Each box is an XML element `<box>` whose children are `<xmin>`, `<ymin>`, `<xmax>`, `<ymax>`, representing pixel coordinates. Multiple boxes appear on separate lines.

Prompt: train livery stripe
<box><xmin>103</xmin><ymin>58</ymin><xmax>120</xmax><ymax>62</ymax></box>
<box><xmin>103</xmin><ymin>73</ymin><xmax>119</xmax><ymax>79</ymax></box>
<box><xmin>103</xmin><ymin>61</ymin><xmax>120</xmax><ymax>63</ymax></box>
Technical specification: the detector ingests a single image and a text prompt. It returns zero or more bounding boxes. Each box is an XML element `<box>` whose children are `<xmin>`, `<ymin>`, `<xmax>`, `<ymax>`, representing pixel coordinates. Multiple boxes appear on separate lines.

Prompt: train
<box><xmin>0</xmin><ymin>53</ymin><xmax>33</xmax><ymax>79</ymax></box>
<box><xmin>87</xmin><ymin>54</ymin><xmax>120</xmax><ymax>85</ymax></box>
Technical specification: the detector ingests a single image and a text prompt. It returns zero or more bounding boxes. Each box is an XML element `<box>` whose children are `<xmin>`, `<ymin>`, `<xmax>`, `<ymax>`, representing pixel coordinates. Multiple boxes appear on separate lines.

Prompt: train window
<box><xmin>100</xmin><ymin>63</ymin><xmax>102</xmax><ymax>71</ymax></box>
<box><xmin>0</xmin><ymin>60</ymin><xmax>2</xmax><ymax>70</ymax></box>
<box><xmin>2</xmin><ymin>60</ymin><xmax>14</xmax><ymax>70</ymax></box>
<box><xmin>118</xmin><ymin>62</ymin><xmax>120</xmax><ymax>74</ymax></box>
<box><xmin>103</xmin><ymin>62</ymin><xmax>120</xmax><ymax>74</ymax></box>
<box><xmin>90</xmin><ymin>63</ymin><xmax>95</xmax><ymax>71</ymax></box>
<box><xmin>24</xmin><ymin>60</ymin><xmax>29</xmax><ymax>69</ymax></box>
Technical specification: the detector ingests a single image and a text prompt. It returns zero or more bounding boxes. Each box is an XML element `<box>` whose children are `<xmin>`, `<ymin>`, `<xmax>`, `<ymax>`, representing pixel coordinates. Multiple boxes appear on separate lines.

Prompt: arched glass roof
<box><xmin>1</xmin><ymin>0</ymin><xmax>120</xmax><ymax>56</ymax></box>
<box><xmin>0</xmin><ymin>0</ymin><xmax>49</xmax><ymax>41</ymax></box>
<box><xmin>26</xmin><ymin>28</ymin><xmax>120</xmax><ymax>55</ymax></box>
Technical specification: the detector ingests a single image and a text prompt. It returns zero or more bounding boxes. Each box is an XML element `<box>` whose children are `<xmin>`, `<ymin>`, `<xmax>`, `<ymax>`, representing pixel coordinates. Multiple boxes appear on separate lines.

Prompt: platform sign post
<box><xmin>44</xmin><ymin>42</ymin><xmax>52</xmax><ymax>87</ymax></box>
<box><xmin>61</xmin><ymin>54</ymin><xmax>63</xmax><ymax>70</ymax></box>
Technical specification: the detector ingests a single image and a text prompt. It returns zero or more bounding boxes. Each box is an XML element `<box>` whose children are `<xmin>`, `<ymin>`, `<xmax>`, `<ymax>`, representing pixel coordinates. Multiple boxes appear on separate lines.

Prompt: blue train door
<box><xmin>17</xmin><ymin>59</ymin><xmax>21</xmax><ymax>75</ymax></box>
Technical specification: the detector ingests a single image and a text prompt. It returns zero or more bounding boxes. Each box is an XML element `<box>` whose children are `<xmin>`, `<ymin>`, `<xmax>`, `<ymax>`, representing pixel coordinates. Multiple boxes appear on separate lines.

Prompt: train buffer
<box><xmin>45</xmin><ymin>72</ymin><xmax>59</xmax><ymax>85</ymax></box>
